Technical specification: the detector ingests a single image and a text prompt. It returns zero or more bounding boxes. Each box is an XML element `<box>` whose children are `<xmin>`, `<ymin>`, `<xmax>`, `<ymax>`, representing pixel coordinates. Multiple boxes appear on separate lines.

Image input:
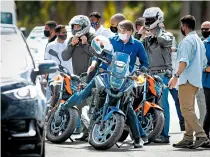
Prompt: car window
<box><xmin>1</xmin><ymin>12</ymin><xmax>13</xmax><ymax>24</ymax></box>
<box><xmin>1</xmin><ymin>26</ymin><xmax>34</xmax><ymax>78</ymax></box>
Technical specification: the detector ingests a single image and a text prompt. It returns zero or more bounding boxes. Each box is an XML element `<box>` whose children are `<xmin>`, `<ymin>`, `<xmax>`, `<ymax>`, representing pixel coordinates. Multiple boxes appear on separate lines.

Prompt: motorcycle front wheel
<box><xmin>46</xmin><ymin>108</ymin><xmax>79</xmax><ymax>143</ymax></box>
<box><xmin>89</xmin><ymin>113</ymin><xmax>125</xmax><ymax>150</ymax></box>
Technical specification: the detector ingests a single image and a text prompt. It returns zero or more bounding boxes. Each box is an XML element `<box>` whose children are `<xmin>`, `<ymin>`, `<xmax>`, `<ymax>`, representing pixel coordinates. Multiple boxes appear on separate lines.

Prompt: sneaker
<box><xmin>189</xmin><ymin>137</ymin><xmax>208</xmax><ymax>149</ymax></box>
<box><xmin>133</xmin><ymin>138</ymin><xmax>143</xmax><ymax>148</ymax></box>
<box><xmin>173</xmin><ymin>139</ymin><xmax>193</xmax><ymax>148</ymax></box>
<box><xmin>153</xmin><ymin>136</ymin><xmax>170</xmax><ymax>144</ymax></box>
<box><xmin>73</xmin><ymin>127</ymin><xmax>82</xmax><ymax>135</ymax></box>
<box><xmin>141</xmin><ymin>136</ymin><xmax>149</xmax><ymax>145</ymax></box>
<box><xmin>75</xmin><ymin>134</ymin><xmax>89</xmax><ymax>142</ymax></box>
<box><xmin>201</xmin><ymin>140</ymin><xmax>210</xmax><ymax>148</ymax></box>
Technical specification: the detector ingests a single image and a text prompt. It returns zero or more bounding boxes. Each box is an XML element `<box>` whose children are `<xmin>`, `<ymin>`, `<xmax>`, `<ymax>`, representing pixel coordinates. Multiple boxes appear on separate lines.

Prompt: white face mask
<box><xmin>118</xmin><ymin>33</ymin><xmax>128</xmax><ymax>41</ymax></box>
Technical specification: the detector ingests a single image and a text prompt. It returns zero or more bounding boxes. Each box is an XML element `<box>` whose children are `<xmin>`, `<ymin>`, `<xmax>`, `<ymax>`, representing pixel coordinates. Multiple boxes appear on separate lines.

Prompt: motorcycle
<box><xmin>118</xmin><ymin>67</ymin><xmax>168</xmax><ymax>143</ymax></box>
<box><xmin>45</xmin><ymin>49</ymin><xmax>87</xmax><ymax>143</ymax></box>
<box><xmin>88</xmin><ymin>51</ymin><xmax>141</xmax><ymax>150</ymax></box>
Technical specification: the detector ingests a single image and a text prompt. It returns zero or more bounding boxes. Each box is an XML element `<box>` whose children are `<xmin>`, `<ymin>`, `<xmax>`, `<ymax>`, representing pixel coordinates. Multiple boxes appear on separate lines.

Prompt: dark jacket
<box><xmin>62</xmin><ymin>33</ymin><xmax>95</xmax><ymax>75</ymax></box>
<box><xmin>143</xmin><ymin>31</ymin><xmax>173</xmax><ymax>71</ymax></box>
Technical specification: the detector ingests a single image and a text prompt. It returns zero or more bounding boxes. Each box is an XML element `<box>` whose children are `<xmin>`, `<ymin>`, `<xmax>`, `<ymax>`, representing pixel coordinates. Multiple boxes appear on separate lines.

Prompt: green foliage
<box><xmin>122</xmin><ymin>3</ymin><xmax>144</xmax><ymax>23</ymax></box>
<box><xmin>103</xmin><ymin>1</ymin><xmax>116</xmax><ymax>28</ymax></box>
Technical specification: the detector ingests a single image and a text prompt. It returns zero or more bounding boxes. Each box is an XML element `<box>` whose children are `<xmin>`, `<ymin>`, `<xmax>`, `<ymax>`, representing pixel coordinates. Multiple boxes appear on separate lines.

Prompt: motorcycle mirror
<box><xmin>49</xmin><ymin>49</ymin><xmax>61</xmax><ymax>65</ymax></box>
<box><xmin>49</xmin><ymin>49</ymin><xmax>59</xmax><ymax>57</ymax></box>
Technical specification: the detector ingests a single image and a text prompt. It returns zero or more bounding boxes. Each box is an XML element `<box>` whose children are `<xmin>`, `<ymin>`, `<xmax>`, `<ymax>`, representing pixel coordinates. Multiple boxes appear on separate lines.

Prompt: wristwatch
<box><xmin>174</xmin><ymin>73</ymin><xmax>180</xmax><ymax>78</ymax></box>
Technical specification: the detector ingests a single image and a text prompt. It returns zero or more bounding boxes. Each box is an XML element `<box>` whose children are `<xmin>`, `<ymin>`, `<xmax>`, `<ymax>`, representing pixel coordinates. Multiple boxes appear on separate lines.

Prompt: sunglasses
<box><xmin>201</xmin><ymin>28</ymin><xmax>210</xmax><ymax>31</ymax></box>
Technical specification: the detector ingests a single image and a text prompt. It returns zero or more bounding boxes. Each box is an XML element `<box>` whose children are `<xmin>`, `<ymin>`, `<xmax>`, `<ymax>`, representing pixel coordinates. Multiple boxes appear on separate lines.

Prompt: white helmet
<box><xmin>91</xmin><ymin>35</ymin><xmax>113</xmax><ymax>56</ymax></box>
<box><xmin>69</xmin><ymin>15</ymin><xmax>91</xmax><ymax>37</ymax></box>
<box><xmin>143</xmin><ymin>7</ymin><xmax>164</xmax><ymax>30</ymax></box>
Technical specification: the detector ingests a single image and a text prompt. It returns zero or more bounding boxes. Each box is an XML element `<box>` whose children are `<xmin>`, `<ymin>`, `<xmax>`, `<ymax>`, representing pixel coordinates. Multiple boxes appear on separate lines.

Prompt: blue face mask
<box><xmin>91</xmin><ymin>22</ymin><xmax>99</xmax><ymax>29</ymax></box>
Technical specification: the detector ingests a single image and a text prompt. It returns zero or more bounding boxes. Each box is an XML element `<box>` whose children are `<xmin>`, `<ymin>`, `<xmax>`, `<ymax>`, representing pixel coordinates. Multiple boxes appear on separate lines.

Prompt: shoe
<box><xmin>173</xmin><ymin>139</ymin><xmax>193</xmax><ymax>148</ymax></box>
<box><xmin>153</xmin><ymin>136</ymin><xmax>170</xmax><ymax>144</ymax></box>
<box><xmin>75</xmin><ymin>134</ymin><xmax>89</xmax><ymax>142</ymax></box>
<box><xmin>201</xmin><ymin>140</ymin><xmax>210</xmax><ymax>148</ymax></box>
<box><xmin>73</xmin><ymin>127</ymin><xmax>82</xmax><ymax>135</ymax></box>
<box><xmin>141</xmin><ymin>136</ymin><xmax>149</xmax><ymax>145</ymax></box>
<box><xmin>133</xmin><ymin>138</ymin><xmax>143</xmax><ymax>148</ymax></box>
<box><xmin>189</xmin><ymin>137</ymin><xmax>208</xmax><ymax>149</ymax></box>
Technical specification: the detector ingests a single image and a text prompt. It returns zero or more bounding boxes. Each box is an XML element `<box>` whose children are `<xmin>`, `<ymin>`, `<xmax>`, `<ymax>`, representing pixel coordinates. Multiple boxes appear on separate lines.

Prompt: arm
<box><xmin>137</xmin><ymin>42</ymin><xmax>149</xmax><ymax>68</ymax></box>
<box><xmin>62</xmin><ymin>38</ymin><xmax>75</xmax><ymax>61</ymax></box>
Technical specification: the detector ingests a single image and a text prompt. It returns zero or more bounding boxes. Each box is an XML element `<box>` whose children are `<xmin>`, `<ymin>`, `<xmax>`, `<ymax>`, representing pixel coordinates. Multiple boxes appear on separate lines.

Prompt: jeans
<box><xmin>157</xmin><ymin>74</ymin><xmax>170</xmax><ymax>138</ymax></box>
<box><xmin>203</xmin><ymin>87</ymin><xmax>210</xmax><ymax>139</ymax></box>
<box><xmin>169</xmin><ymin>88</ymin><xmax>185</xmax><ymax>125</ymax></box>
<box><xmin>196</xmin><ymin>88</ymin><xmax>206</xmax><ymax>126</ymax></box>
<box><xmin>63</xmin><ymin>78</ymin><xmax>143</xmax><ymax>139</ymax></box>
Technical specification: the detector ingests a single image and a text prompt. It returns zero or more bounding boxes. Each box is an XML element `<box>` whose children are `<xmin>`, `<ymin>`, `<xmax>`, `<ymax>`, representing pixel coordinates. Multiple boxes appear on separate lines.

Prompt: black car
<box><xmin>1</xmin><ymin>24</ymin><xmax>58</xmax><ymax>157</ymax></box>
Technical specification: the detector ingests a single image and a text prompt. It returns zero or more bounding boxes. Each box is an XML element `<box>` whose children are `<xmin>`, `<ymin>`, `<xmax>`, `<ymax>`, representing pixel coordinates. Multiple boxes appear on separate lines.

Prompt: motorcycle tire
<box><xmin>89</xmin><ymin>113</ymin><xmax>125</xmax><ymax>150</ymax></box>
<box><xmin>118</xmin><ymin>129</ymin><xmax>129</xmax><ymax>142</ymax></box>
<box><xmin>144</xmin><ymin>109</ymin><xmax>165</xmax><ymax>142</ymax></box>
<box><xmin>46</xmin><ymin>108</ymin><xmax>79</xmax><ymax>144</ymax></box>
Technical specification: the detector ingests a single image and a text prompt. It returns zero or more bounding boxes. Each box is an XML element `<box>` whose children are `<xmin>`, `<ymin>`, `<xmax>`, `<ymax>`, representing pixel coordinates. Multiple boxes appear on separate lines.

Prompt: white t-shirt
<box><xmin>95</xmin><ymin>25</ymin><xmax>114</xmax><ymax>38</ymax></box>
<box><xmin>45</xmin><ymin>39</ymin><xmax>73</xmax><ymax>79</ymax></box>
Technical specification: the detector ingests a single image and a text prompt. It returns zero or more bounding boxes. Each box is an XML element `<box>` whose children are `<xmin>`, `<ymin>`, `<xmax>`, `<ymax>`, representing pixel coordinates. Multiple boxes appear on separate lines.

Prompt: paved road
<box><xmin>46</xmin><ymin>94</ymin><xmax>210</xmax><ymax>157</ymax></box>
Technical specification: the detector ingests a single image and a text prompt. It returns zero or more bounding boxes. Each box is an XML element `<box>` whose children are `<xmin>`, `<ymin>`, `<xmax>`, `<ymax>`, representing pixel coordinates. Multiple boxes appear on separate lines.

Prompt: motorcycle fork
<box><xmin>100</xmin><ymin>94</ymin><xmax>110</xmax><ymax>126</ymax></box>
<box><xmin>141</xmin><ymin>77</ymin><xmax>148</xmax><ymax>123</ymax></box>
<box><xmin>56</xmin><ymin>77</ymin><xmax>64</xmax><ymax>108</ymax></box>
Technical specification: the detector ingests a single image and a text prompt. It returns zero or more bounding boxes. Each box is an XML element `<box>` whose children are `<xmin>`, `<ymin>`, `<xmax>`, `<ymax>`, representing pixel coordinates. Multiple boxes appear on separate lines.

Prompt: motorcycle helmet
<box><xmin>69</xmin><ymin>15</ymin><xmax>91</xmax><ymax>37</ymax></box>
<box><xmin>91</xmin><ymin>35</ymin><xmax>114</xmax><ymax>56</ymax></box>
<box><xmin>143</xmin><ymin>7</ymin><xmax>164</xmax><ymax>30</ymax></box>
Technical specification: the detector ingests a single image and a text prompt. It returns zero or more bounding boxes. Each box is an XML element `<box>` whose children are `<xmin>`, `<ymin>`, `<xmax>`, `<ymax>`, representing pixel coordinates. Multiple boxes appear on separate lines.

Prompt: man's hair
<box><xmin>45</xmin><ymin>21</ymin><xmax>57</xmax><ymax>29</ymax></box>
<box><xmin>135</xmin><ymin>17</ymin><xmax>145</xmax><ymax>28</ymax></box>
<box><xmin>111</xmin><ymin>13</ymin><xmax>126</xmax><ymax>23</ymax></box>
<box><xmin>89</xmin><ymin>12</ymin><xmax>101</xmax><ymax>19</ymax></box>
<box><xmin>180</xmin><ymin>15</ymin><xmax>196</xmax><ymax>30</ymax></box>
<box><xmin>55</xmin><ymin>25</ymin><xmax>65</xmax><ymax>33</ymax></box>
<box><xmin>118</xmin><ymin>20</ymin><xmax>134</xmax><ymax>32</ymax></box>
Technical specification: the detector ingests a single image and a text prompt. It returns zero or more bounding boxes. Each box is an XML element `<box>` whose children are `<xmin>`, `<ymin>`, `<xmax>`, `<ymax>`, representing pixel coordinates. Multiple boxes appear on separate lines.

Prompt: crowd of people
<box><xmin>43</xmin><ymin>7</ymin><xmax>210</xmax><ymax>149</ymax></box>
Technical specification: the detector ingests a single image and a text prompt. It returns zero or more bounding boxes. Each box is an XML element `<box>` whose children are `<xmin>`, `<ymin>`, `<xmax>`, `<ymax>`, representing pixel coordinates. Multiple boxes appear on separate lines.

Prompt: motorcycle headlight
<box><xmin>3</xmin><ymin>85</ymin><xmax>37</xmax><ymax>99</ymax></box>
<box><xmin>110</xmin><ymin>76</ymin><xmax>124</xmax><ymax>90</ymax></box>
<box><xmin>136</xmin><ymin>75</ymin><xmax>145</xmax><ymax>85</ymax></box>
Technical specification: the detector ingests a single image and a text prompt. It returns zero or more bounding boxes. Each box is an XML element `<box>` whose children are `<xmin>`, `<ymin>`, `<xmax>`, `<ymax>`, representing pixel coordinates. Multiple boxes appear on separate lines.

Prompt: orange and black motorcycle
<box><xmin>119</xmin><ymin>67</ymin><xmax>168</xmax><ymax>143</ymax></box>
<box><xmin>45</xmin><ymin>49</ymin><xmax>87</xmax><ymax>144</ymax></box>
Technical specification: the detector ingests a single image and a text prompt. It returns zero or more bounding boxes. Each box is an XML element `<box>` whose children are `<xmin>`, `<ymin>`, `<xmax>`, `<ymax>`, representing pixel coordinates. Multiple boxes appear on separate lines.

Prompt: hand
<box><xmin>168</xmin><ymin>76</ymin><xmax>178</xmax><ymax>89</ymax></box>
<box><xmin>205</xmin><ymin>66</ymin><xmax>210</xmax><ymax>72</ymax></box>
<box><xmin>87</xmin><ymin>65</ymin><xmax>95</xmax><ymax>75</ymax></box>
<box><xmin>80</xmin><ymin>35</ymin><xmax>87</xmax><ymax>45</ymax></box>
<box><xmin>71</xmin><ymin>36</ymin><xmax>79</xmax><ymax>46</ymax></box>
<box><xmin>138</xmin><ymin>26</ymin><xmax>146</xmax><ymax>35</ymax></box>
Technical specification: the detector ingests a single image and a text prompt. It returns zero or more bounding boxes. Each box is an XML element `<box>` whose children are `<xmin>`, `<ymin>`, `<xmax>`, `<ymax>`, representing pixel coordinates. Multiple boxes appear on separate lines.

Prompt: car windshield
<box><xmin>1</xmin><ymin>12</ymin><xmax>13</xmax><ymax>24</ymax></box>
<box><xmin>1</xmin><ymin>26</ymin><xmax>30</xmax><ymax>79</ymax></box>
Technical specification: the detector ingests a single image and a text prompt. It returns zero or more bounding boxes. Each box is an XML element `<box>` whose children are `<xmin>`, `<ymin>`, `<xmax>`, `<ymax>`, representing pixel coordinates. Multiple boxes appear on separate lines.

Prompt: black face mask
<box><xmin>110</xmin><ymin>26</ymin><xmax>118</xmax><ymax>33</ymax></box>
<box><xmin>134</xmin><ymin>32</ymin><xmax>142</xmax><ymax>40</ymax></box>
<box><xmin>58</xmin><ymin>34</ymin><xmax>67</xmax><ymax>40</ymax></box>
<box><xmin>202</xmin><ymin>31</ymin><xmax>210</xmax><ymax>38</ymax></box>
<box><xmin>181</xmin><ymin>27</ymin><xmax>185</xmax><ymax>36</ymax></box>
<box><xmin>44</xmin><ymin>30</ymin><xmax>50</xmax><ymax>37</ymax></box>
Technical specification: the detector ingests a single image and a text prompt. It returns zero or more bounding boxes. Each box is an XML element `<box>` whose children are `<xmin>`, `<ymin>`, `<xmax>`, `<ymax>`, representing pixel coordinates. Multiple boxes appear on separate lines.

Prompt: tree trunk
<box><xmin>191</xmin><ymin>1</ymin><xmax>201</xmax><ymax>29</ymax></box>
<box><xmin>180</xmin><ymin>1</ymin><xmax>190</xmax><ymax>18</ymax></box>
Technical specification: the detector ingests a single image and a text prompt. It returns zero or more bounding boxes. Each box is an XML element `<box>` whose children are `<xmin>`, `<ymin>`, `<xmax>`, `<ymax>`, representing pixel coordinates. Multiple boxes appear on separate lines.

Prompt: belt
<box><xmin>150</xmin><ymin>69</ymin><xmax>168</xmax><ymax>75</ymax></box>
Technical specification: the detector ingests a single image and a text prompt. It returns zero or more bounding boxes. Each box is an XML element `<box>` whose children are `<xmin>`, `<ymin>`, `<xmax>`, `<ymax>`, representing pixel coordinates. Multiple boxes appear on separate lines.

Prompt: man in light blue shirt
<box><xmin>169</xmin><ymin>15</ymin><xmax>208</xmax><ymax>149</ymax></box>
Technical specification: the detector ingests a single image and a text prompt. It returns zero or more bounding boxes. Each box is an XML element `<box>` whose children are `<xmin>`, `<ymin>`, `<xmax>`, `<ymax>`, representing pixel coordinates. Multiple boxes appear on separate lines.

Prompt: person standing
<box><xmin>202</xmin><ymin>32</ymin><xmax>210</xmax><ymax>147</ymax></box>
<box><xmin>196</xmin><ymin>21</ymin><xmax>210</xmax><ymax>127</ymax></box>
<box><xmin>142</xmin><ymin>7</ymin><xmax>174</xmax><ymax>143</ymax></box>
<box><xmin>44</xmin><ymin>21</ymin><xmax>57</xmax><ymax>45</ymax></box>
<box><xmin>134</xmin><ymin>17</ymin><xmax>150</xmax><ymax>41</ymax></box>
<box><xmin>169</xmin><ymin>15</ymin><xmax>208</xmax><ymax>149</ymax></box>
<box><xmin>109</xmin><ymin>13</ymin><xmax>126</xmax><ymax>34</ymax></box>
<box><xmin>89</xmin><ymin>12</ymin><xmax>112</xmax><ymax>38</ymax></box>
